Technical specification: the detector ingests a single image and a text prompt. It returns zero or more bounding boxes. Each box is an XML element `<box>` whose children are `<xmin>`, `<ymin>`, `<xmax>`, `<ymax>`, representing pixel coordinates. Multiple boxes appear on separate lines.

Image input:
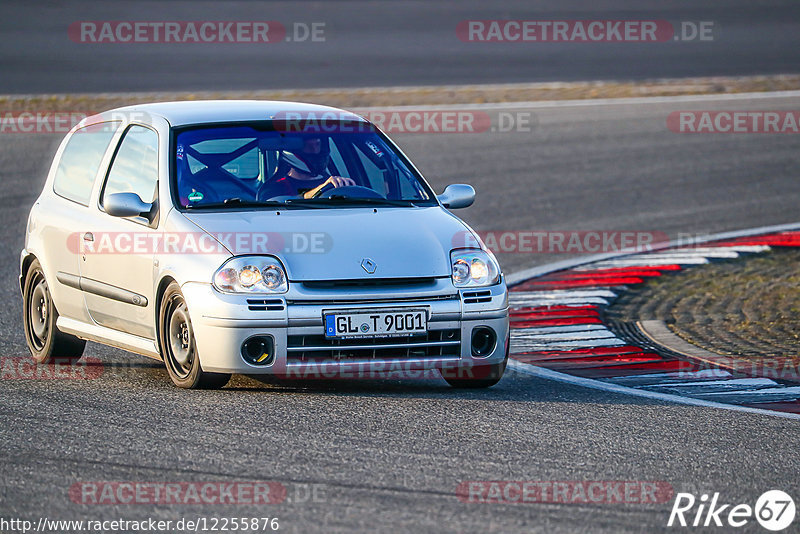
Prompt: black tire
<box><xmin>22</xmin><ymin>259</ymin><xmax>86</xmax><ymax>364</ymax></box>
<box><xmin>441</xmin><ymin>345</ymin><xmax>508</xmax><ymax>389</ymax></box>
<box><xmin>159</xmin><ymin>282</ymin><xmax>230</xmax><ymax>389</ymax></box>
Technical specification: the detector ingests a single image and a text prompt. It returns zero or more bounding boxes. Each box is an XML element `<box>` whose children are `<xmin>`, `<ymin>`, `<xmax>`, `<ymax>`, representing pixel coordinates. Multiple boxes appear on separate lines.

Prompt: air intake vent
<box><xmin>462</xmin><ymin>290</ymin><xmax>492</xmax><ymax>304</ymax></box>
<box><xmin>286</xmin><ymin>329</ymin><xmax>461</xmax><ymax>363</ymax></box>
<box><xmin>246</xmin><ymin>298</ymin><xmax>285</xmax><ymax>311</ymax></box>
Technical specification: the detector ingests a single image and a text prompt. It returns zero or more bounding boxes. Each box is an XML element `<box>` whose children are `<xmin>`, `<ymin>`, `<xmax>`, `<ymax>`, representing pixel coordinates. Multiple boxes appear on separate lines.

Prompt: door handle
<box><xmin>83</xmin><ymin>232</ymin><xmax>94</xmax><ymax>242</ymax></box>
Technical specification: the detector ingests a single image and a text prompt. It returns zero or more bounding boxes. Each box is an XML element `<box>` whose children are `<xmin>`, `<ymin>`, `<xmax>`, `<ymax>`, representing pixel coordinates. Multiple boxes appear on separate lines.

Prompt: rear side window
<box><xmin>53</xmin><ymin>122</ymin><xmax>119</xmax><ymax>205</ymax></box>
<box><xmin>102</xmin><ymin>125</ymin><xmax>159</xmax><ymax>205</ymax></box>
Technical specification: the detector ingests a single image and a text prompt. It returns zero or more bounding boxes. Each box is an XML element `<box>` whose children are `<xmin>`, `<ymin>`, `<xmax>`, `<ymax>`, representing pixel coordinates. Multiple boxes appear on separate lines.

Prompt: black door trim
<box><xmin>57</xmin><ymin>272</ymin><xmax>148</xmax><ymax>307</ymax></box>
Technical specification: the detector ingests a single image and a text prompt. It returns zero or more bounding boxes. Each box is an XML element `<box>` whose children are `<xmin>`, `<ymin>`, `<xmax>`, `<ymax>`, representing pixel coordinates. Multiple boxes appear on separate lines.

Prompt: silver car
<box><xmin>20</xmin><ymin>101</ymin><xmax>509</xmax><ymax>389</ymax></box>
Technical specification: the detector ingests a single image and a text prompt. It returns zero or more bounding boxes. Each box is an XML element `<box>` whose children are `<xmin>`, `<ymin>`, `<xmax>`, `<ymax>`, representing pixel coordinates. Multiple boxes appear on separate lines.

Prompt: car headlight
<box><xmin>213</xmin><ymin>256</ymin><xmax>288</xmax><ymax>294</ymax></box>
<box><xmin>450</xmin><ymin>249</ymin><xmax>500</xmax><ymax>288</ymax></box>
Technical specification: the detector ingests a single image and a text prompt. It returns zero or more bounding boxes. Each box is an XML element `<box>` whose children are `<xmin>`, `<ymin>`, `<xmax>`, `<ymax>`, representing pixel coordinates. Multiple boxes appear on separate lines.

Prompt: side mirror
<box><xmin>438</xmin><ymin>184</ymin><xmax>475</xmax><ymax>209</ymax></box>
<box><xmin>105</xmin><ymin>192</ymin><xmax>154</xmax><ymax>219</ymax></box>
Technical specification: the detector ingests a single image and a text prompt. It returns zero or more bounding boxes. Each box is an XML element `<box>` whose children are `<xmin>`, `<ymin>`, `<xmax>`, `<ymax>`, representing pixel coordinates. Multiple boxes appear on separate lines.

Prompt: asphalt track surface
<box><xmin>1</xmin><ymin>0</ymin><xmax>800</xmax><ymax>93</ymax></box>
<box><xmin>1</xmin><ymin>94</ymin><xmax>799</xmax><ymax>532</ymax></box>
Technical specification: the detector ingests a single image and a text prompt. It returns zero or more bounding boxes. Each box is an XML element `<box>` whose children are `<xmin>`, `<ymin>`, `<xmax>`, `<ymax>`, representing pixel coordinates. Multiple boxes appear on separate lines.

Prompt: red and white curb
<box><xmin>506</xmin><ymin>225</ymin><xmax>800</xmax><ymax>418</ymax></box>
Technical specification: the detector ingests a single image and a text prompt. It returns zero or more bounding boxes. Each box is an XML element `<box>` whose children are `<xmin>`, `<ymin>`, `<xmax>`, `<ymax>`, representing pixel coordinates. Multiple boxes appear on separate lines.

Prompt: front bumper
<box><xmin>182</xmin><ymin>278</ymin><xmax>509</xmax><ymax>376</ymax></box>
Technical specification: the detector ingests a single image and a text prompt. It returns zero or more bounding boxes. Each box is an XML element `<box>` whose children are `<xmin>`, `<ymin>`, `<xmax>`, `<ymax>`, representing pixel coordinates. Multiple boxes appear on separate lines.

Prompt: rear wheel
<box><xmin>22</xmin><ymin>259</ymin><xmax>85</xmax><ymax>363</ymax></box>
<box><xmin>159</xmin><ymin>282</ymin><xmax>230</xmax><ymax>389</ymax></box>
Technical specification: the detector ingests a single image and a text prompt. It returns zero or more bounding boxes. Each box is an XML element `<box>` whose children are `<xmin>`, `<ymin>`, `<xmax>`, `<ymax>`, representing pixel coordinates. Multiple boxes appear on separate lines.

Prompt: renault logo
<box><xmin>361</xmin><ymin>258</ymin><xmax>377</xmax><ymax>274</ymax></box>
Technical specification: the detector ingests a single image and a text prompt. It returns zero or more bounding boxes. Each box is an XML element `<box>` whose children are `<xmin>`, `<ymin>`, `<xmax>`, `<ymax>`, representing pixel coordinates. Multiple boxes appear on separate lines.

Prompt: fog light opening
<box><xmin>471</xmin><ymin>327</ymin><xmax>496</xmax><ymax>358</ymax></box>
<box><xmin>241</xmin><ymin>335</ymin><xmax>275</xmax><ymax>366</ymax></box>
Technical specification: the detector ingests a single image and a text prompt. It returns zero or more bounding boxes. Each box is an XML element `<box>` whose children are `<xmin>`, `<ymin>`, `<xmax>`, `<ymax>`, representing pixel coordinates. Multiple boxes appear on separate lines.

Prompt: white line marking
<box><xmin>576</xmin><ymin>258</ymin><xmax>709</xmax><ymax>269</ymax></box>
<box><xmin>521</xmin><ymin>337</ymin><xmax>618</xmax><ymax>345</ymax></box>
<box><xmin>510</xmin><ymin>289</ymin><xmax>616</xmax><ymax>307</ymax></box>
<box><xmin>679</xmin><ymin>246</ymin><xmax>770</xmax><ymax>254</ymax></box>
<box><xmin>648</xmin><ymin>251</ymin><xmax>741</xmax><ymax>259</ymax></box>
<box><xmin>512</xmin><ymin>289</ymin><xmax>618</xmax><ymax>299</ymax></box>
<box><xmin>513</xmin><ymin>333</ymin><xmax>620</xmax><ymax>344</ymax></box>
<box><xmin>640</xmin><ymin>378</ymin><xmax>778</xmax><ymax>390</ymax></box>
<box><xmin>603</xmin><ymin>369</ymin><xmax>734</xmax><ymax>384</ymax></box>
<box><xmin>508</xmin><ymin>360</ymin><xmax>800</xmax><ymax>420</ymax></box>
<box><xmin>605</xmin><ymin>369</ymin><xmax>733</xmax><ymax>381</ymax></box>
<box><xmin>694</xmin><ymin>386</ymin><xmax>800</xmax><ymax>397</ymax></box>
<box><xmin>589</xmin><ymin>255</ymin><xmax>715</xmax><ymax>263</ymax></box>
<box><xmin>510</xmin><ymin>298</ymin><xmax>610</xmax><ymax>307</ymax></box>
<box><xmin>512</xmin><ymin>338</ymin><xmax>627</xmax><ymax>350</ymax></box>
<box><xmin>511</xmin><ymin>324</ymin><xmax>607</xmax><ymax>335</ymax></box>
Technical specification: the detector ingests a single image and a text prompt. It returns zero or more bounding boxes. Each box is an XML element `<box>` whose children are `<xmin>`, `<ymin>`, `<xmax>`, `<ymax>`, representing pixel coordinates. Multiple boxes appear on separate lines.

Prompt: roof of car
<box><xmin>100</xmin><ymin>100</ymin><xmax>366</xmax><ymax>127</ymax></box>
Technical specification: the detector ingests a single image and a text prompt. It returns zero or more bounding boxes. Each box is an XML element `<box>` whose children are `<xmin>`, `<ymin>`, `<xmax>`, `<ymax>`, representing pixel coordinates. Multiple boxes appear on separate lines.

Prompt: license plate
<box><xmin>324</xmin><ymin>309</ymin><xmax>427</xmax><ymax>338</ymax></box>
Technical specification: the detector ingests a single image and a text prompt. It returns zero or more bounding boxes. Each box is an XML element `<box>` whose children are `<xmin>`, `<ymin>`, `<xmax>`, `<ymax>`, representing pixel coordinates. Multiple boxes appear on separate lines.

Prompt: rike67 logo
<box><xmin>668</xmin><ymin>490</ymin><xmax>795</xmax><ymax>531</ymax></box>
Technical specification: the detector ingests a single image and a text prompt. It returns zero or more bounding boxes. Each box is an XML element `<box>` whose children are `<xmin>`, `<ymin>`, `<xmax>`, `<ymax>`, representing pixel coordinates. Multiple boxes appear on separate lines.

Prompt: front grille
<box><xmin>286</xmin><ymin>329</ymin><xmax>461</xmax><ymax>363</ymax></box>
<box><xmin>246</xmin><ymin>298</ymin><xmax>285</xmax><ymax>311</ymax></box>
<box><xmin>301</xmin><ymin>277</ymin><xmax>438</xmax><ymax>290</ymax></box>
<box><xmin>463</xmin><ymin>290</ymin><xmax>492</xmax><ymax>304</ymax></box>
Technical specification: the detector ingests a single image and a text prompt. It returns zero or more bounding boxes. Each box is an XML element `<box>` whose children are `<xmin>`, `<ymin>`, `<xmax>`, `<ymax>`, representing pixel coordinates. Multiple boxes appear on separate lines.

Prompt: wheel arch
<box><xmin>19</xmin><ymin>251</ymin><xmax>38</xmax><ymax>293</ymax></box>
<box><xmin>153</xmin><ymin>275</ymin><xmax>179</xmax><ymax>359</ymax></box>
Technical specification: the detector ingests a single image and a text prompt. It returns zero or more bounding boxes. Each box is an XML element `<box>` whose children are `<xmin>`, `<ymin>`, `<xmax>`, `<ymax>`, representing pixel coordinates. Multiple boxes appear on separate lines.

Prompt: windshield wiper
<box><xmin>284</xmin><ymin>197</ymin><xmax>417</xmax><ymax>207</ymax></box>
<box><xmin>184</xmin><ymin>198</ymin><xmax>289</xmax><ymax>210</ymax></box>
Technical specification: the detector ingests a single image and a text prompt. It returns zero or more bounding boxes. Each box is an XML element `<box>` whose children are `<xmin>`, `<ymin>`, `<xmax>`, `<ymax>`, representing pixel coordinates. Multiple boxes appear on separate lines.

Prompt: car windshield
<box><xmin>173</xmin><ymin>123</ymin><xmax>436</xmax><ymax>209</ymax></box>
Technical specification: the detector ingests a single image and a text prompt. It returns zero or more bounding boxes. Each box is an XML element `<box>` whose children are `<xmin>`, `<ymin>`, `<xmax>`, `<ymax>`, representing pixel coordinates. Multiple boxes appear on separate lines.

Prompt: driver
<box><xmin>263</xmin><ymin>136</ymin><xmax>355</xmax><ymax>199</ymax></box>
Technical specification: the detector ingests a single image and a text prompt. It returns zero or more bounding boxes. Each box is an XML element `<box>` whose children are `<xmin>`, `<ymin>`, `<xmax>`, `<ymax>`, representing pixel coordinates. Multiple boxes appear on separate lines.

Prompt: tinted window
<box><xmin>102</xmin><ymin>125</ymin><xmax>159</xmax><ymax>206</ymax></box>
<box><xmin>53</xmin><ymin>122</ymin><xmax>119</xmax><ymax>205</ymax></box>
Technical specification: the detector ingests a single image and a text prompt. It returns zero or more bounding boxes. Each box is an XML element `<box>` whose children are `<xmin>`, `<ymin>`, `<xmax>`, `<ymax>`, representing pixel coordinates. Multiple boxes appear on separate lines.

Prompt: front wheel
<box><xmin>159</xmin><ymin>282</ymin><xmax>230</xmax><ymax>389</ymax></box>
<box><xmin>22</xmin><ymin>259</ymin><xmax>85</xmax><ymax>363</ymax></box>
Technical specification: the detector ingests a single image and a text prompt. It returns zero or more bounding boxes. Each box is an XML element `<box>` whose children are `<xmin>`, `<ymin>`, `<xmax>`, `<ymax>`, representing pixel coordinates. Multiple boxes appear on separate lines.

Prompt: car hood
<box><xmin>183</xmin><ymin>207</ymin><xmax>473</xmax><ymax>280</ymax></box>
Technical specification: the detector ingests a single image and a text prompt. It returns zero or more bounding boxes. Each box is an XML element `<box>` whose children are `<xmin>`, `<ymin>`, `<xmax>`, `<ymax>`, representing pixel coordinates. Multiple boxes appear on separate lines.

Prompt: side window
<box><xmin>102</xmin><ymin>125</ymin><xmax>159</xmax><ymax>206</ymax></box>
<box><xmin>53</xmin><ymin>122</ymin><xmax>119</xmax><ymax>206</ymax></box>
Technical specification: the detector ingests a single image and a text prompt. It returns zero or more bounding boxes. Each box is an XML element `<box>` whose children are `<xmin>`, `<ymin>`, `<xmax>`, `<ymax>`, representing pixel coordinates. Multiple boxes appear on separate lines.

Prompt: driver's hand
<box><xmin>325</xmin><ymin>176</ymin><xmax>356</xmax><ymax>188</ymax></box>
<box><xmin>304</xmin><ymin>176</ymin><xmax>356</xmax><ymax>198</ymax></box>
